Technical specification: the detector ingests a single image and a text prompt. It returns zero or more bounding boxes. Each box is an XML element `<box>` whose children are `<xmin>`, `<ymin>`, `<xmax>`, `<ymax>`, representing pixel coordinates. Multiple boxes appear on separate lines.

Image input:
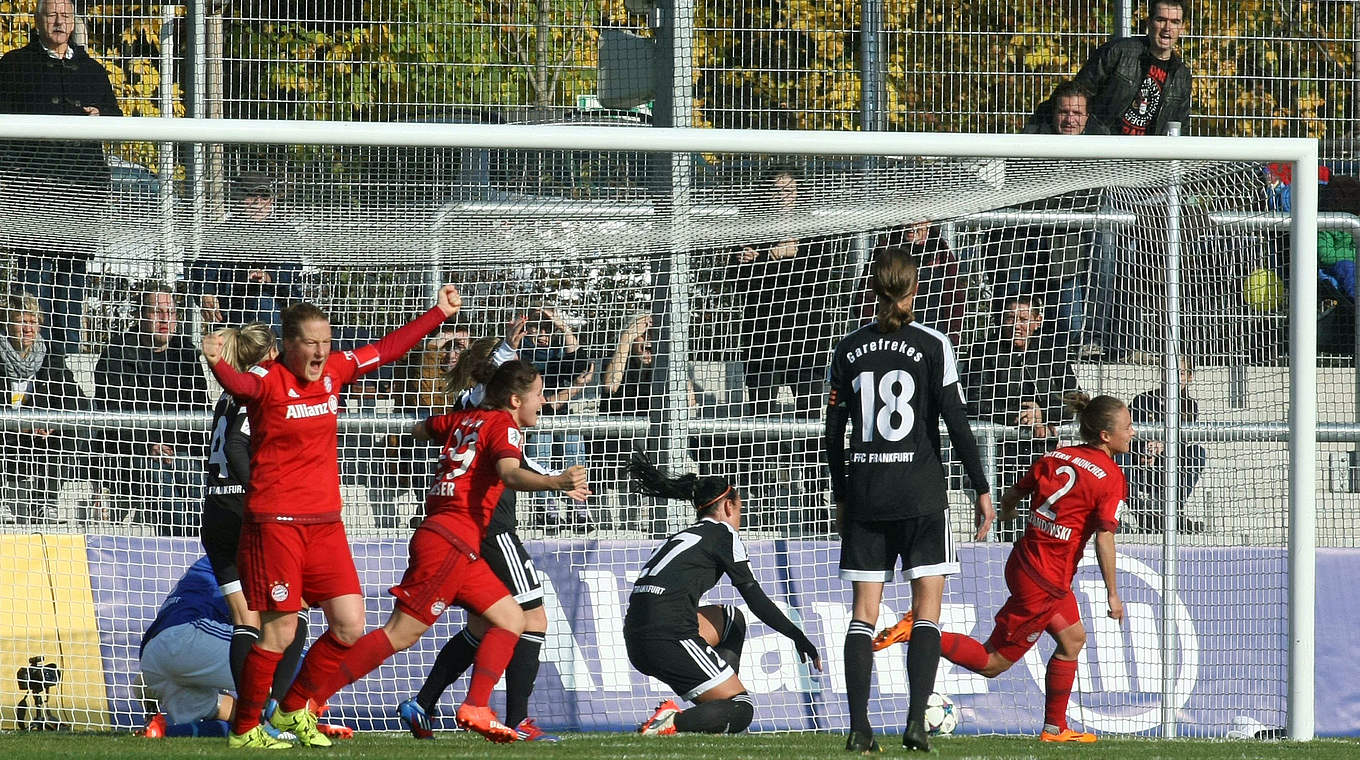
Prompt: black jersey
<box><xmin>624</xmin><ymin>518</ymin><xmax>756</xmax><ymax>640</ymax></box>
<box><xmin>825</xmin><ymin>320</ymin><xmax>988</xmax><ymax>521</ymax></box>
<box><xmin>204</xmin><ymin>392</ymin><xmax>251</xmax><ymax>517</ymax></box>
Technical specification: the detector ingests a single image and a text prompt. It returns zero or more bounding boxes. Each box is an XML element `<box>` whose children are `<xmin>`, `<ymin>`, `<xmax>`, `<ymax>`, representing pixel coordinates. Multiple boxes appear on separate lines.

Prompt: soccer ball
<box><xmin>922</xmin><ymin>692</ymin><xmax>958</xmax><ymax>736</ymax></box>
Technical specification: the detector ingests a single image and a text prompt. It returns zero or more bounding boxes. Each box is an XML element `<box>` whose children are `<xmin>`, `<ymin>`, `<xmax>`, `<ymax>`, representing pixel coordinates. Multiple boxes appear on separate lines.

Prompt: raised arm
<box><xmin>202</xmin><ymin>332</ymin><xmax>264</xmax><ymax>400</ymax></box>
<box><xmin>355</xmin><ymin>285</ymin><xmax>461</xmax><ymax>378</ymax></box>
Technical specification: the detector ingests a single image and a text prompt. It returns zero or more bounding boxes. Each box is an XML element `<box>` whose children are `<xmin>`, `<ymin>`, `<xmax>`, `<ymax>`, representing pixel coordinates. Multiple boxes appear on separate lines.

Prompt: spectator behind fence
<box><xmin>189</xmin><ymin>173</ymin><xmax>302</xmax><ymax>335</ymax></box>
<box><xmin>1035</xmin><ymin>0</ymin><xmax>1192</xmax><ymax>137</ymax></box>
<box><xmin>1123</xmin><ymin>356</ymin><xmax>1206</xmax><ymax>534</ymax></box>
<box><xmin>522</xmin><ymin>307</ymin><xmax>593</xmax><ymax>527</ymax></box>
<box><xmin>1023</xmin><ymin>80</ymin><xmax>1110</xmax><ymax>136</ymax></box>
<box><xmin>95</xmin><ymin>284</ymin><xmax>208</xmax><ymax>536</ymax></box>
<box><xmin>0</xmin><ymin>291</ymin><xmax>87</xmax><ymax>524</ymax></box>
<box><xmin>727</xmin><ymin>167</ymin><xmax>840</xmax><ymax>529</ymax></box>
<box><xmin>964</xmin><ymin>294</ymin><xmax>1083</xmax><ymax>540</ymax></box>
<box><xmin>593</xmin><ymin>313</ymin><xmax>655</xmax><ymax>531</ymax></box>
<box><xmin>0</xmin><ymin>0</ymin><xmax>123</xmax><ymax>356</ymax></box>
<box><xmin>863</xmin><ymin>222</ymin><xmax>964</xmax><ymax>346</ymax></box>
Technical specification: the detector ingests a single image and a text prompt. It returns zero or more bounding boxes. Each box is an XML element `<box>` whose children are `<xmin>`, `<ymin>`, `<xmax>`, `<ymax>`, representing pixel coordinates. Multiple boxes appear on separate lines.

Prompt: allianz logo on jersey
<box><xmin>285</xmin><ymin>395</ymin><xmax>339</xmax><ymax>420</ymax></box>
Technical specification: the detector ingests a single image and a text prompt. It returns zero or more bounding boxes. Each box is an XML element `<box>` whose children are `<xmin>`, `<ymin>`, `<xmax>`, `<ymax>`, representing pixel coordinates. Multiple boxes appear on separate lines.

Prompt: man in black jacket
<box><xmin>95</xmin><ymin>285</ymin><xmax>208</xmax><ymax>536</ymax></box>
<box><xmin>1028</xmin><ymin>0</ymin><xmax>1192</xmax><ymax>137</ymax></box>
<box><xmin>0</xmin><ymin>0</ymin><xmax>122</xmax><ymax>356</ymax></box>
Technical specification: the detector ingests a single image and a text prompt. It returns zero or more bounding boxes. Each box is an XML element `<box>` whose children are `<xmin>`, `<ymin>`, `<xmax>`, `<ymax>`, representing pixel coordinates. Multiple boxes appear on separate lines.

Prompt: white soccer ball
<box><xmin>923</xmin><ymin>692</ymin><xmax>959</xmax><ymax>736</ymax></box>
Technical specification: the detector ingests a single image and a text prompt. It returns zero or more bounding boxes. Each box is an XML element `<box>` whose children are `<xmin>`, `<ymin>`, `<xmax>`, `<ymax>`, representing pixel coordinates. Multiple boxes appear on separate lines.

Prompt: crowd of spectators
<box><xmin>0</xmin><ymin>0</ymin><xmax>1239</xmax><ymax>538</ymax></box>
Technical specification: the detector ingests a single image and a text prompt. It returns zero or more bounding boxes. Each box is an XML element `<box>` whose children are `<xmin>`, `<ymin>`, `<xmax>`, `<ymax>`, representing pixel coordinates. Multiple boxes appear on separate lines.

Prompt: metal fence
<box><xmin>2</xmin><ymin>2</ymin><xmax>1359</xmax><ymax>157</ymax></box>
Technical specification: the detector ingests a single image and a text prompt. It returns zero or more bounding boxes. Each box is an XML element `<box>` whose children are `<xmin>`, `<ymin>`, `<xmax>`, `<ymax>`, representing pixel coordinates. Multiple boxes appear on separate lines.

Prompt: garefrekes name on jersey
<box><xmin>843</xmin><ymin>337</ymin><xmax>927</xmax><ymax>365</ymax></box>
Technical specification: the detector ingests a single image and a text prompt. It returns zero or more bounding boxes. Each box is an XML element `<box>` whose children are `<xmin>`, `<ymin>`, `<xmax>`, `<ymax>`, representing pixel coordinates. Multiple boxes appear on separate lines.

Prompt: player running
<box><xmin>825</xmin><ymin>245</ymin><xmax>993</xmax><ymax>753</ymax></box>
<box><xmin>397</xmin><ymin>319</ymin><xmax>570</xmax><ymax>742</ymax></box>
<box><xmin>202</xmin><ymin>286</ymin><xmax>461</xmax><ymax>749</ymax></box>
<box><xmin>285</xmin><ymin>358</ymin><xmax>588</xmax><ymax>743</ymax></box>
<box><xmin>873</xmin><ymin>393</ymin><xmax>1133</xmax><ymax>744</ymax></box>
<box><xmin>626</xmin><ymin>452</ymin><xmax>822</xmax><ymax>736</ymax></box>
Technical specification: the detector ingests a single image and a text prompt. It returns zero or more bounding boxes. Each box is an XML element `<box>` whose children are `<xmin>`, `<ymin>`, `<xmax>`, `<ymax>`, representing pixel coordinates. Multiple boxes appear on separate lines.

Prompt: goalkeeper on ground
<box><xmin>625</xmin><ymin>452</ymin><xmax>822</xmax><ymax>736</ymax></box>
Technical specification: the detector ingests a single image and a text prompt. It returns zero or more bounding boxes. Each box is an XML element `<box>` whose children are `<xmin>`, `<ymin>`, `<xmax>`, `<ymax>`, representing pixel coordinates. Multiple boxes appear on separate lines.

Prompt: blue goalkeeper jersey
<box><xmin>140</xmin><ymin>556</ymin><xmax>232</xmax><ymax>656</ymax></box>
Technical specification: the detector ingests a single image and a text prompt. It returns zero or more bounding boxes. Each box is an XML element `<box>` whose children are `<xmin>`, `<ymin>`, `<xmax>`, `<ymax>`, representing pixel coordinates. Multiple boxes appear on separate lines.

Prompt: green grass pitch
<box><xmin>1</xmin><ymin>731</ymin><xmax>1358</xmax><ymax>759</ymax></box>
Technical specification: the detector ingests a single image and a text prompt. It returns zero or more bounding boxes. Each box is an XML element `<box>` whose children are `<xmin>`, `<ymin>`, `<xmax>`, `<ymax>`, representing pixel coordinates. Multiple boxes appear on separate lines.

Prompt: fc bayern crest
<box><xmin>323</xmin><ymin>376</ymin><xmax>333</xmax><ymax>392</ymax></box>
<box><xmin>429</xmin><ymin>600</ymin><xmax>447</xmax><ymax>617</ymax></box>
<box><xmin>270</xmin><ymin>582</ymin><xmax>290</xmax><ymax>602</ymax></box>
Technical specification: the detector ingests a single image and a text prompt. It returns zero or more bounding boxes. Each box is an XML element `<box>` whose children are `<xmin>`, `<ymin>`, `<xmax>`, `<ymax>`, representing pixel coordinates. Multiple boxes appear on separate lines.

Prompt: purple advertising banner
<box><xmin>88</xmin><ymin>537</ymin><xmax>1360</xmax><ymax>736</ymax></box>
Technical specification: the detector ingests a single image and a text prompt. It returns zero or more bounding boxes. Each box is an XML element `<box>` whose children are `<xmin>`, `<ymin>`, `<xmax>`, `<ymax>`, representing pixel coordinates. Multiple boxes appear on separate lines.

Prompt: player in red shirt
<box><xmin>202</xmin><ymin>285</ymin><xmax>462</xmax><ymax>749</ymax></box>
<box><xmin>275</xmin><ymin>359</ymin><xmax>588</xmax><ymax>742</ymax></box>
<box><xmin>873</xmin><ymin>393</ymin><xmax>1133</xmax><ymax>744</ymax></box>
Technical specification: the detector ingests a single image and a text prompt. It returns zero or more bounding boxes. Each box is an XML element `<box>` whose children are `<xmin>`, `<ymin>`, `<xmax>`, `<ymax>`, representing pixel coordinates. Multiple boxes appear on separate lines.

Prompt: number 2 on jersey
<box><xmin>852</xmin><ymin>369</ymin><xmax>916</xmax><ymax>442</ymax></box>
<box><xmin>1035</xmin><ymin>465</ymin><xmax>1077</xmax><ymax>521</ymax></box>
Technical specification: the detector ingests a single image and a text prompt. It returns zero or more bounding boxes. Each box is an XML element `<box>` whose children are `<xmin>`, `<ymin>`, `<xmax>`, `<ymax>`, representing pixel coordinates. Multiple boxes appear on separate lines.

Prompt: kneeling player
<box><xmin>625</xmin><ymin>453</ymin><xmax>821</xmax><ymax>735</ymax></box>
<box><xmin>875</xmin><ymin>394</ymin><xmax>1132</xmax><ymax>743</ymax></box>
<box><xmin>280</xmin><ymin>360</ymin><xmax>588</xmax><ymax>743</ymax></box>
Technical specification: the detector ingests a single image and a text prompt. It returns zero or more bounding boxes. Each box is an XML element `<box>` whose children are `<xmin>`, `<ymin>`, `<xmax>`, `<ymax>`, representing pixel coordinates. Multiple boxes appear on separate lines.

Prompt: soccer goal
<box><xmin>0</xmin><ymin>114</ymin><xmax>1326</xmax><ymax>739</ymax></box>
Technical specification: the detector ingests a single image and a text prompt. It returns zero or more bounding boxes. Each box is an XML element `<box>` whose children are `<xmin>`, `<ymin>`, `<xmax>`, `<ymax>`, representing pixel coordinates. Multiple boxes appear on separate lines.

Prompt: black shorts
<box><xmin>200</xmin><ymin>500</ymin><xmax>244</xmax><ymax>593</ymax></box>
<box><xmin>624</xmin><ymin>634</ymin><xmax>735</xmax><ymax>703</ymax></box>
<box><xmin>838</xmin><ymin>509</ymin><xmax>957</xmax><ymax>583</ymax></box>
<box><xmin>481</xmin><ymin>530</ymin><xmax>544</xmax><ymax>611</ymax></box>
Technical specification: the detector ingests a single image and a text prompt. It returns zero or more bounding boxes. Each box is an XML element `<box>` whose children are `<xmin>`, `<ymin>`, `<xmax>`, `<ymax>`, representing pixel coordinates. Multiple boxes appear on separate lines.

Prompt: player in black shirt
<box><xmin>199</xmin><ymin>322</ymin><xmax>310</xmax><ymax>721</ymax></box>
<box><xmin>624</xmin><ymin>453</ymin><xmax>821</xmax><ymax>736</ymax></box>
<box><xmin>825</xmin><ymin>246</ymin><xmax>994</xmax><ymax>753</ymax></box>
<box><xmin>397</xmin><ymin>319</ymin><xmax>565</xmax><ymax>742</ymax></box>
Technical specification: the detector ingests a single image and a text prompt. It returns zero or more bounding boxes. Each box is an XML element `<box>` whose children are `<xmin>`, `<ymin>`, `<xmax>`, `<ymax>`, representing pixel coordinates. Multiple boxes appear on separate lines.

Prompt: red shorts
<box><xmin>238</xmin><ymin>521</ymin><xmax>362</xmax><ymax>612</ymax></box>
<box><xmin>985</xmin><ymin>557</ymin><xmax>1081</xmax><ymax>663</ymax></box>
<box><xmin>389</xmin><ymin>525</ymin><xmax>512</xmax><ymax>626</ymax></box>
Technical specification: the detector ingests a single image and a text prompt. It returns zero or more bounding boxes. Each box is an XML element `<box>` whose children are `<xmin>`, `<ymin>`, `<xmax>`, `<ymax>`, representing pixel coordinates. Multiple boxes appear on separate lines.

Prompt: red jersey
<box><xmin>421</xmin><ymin>408</ymin><xmax>523</xmax><ymax>545</ymax></box>
<box><xmin>211</xmin><ymin>307</ymin><xmax>447</xmax><ymax>523</ymax></box>
<box><xmin>1011</xmin><ymin>444</ymin><xmax>1127</xmax><ymax>597</ymax></box>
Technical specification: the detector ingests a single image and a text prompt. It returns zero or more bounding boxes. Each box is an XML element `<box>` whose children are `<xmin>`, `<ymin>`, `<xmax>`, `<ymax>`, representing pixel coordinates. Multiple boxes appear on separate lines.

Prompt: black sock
<box><xmin>230</xmin><ymin>625</ymin><xmax>260</xmax><ymax>694</ymax></box>
<box><xmin>271</xmin><ymin>611</ymin><xmax>309</xmax><ymax>702</ymax></box>
<box><xmin>504</xmin><ymin>630</ymin><xmax>545</xmax><ymax>727</ymax></box>
<box><xmin>673</xmin><ymin>693</ymin><xmax>755</xmax><ymax>734</ymax></box>
<box><xmin>714</xmin><ymin>605</ymin><xmax>747</xmax><ymax>674</ymax></box>
<box><xmin>905</xmin><ymin>619</ymin><xmax>941</xmax><ymax>727</ymax></box>
<box><xmin>416</xmin><ymin>627</ymin><xmax>480</xmax><ymax>714</ymax></box>
<box><xmin>845</xmin><ymin>619</ymin><xmax>875</xmax><ymax>735</ymax></box>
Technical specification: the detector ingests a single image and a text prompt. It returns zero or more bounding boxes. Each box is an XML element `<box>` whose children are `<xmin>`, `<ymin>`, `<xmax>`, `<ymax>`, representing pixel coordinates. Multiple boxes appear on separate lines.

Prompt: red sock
<box><xmin>311</xmin><ymin>628</ymin><xmax>399</xmax><ymax>709</ymax></box>
<box><xmin>280</xmin><ymin>629</ymin><xmax>350</xmax><ymax>713</ymax></box>
<box><xmin>940</xmin><ymin>631</ymin><xmax>990</xmax><ymax>672</ymax></box>
<box><xmin>464</xmin><ymin>627</ymin><xmax>519</xmax><ymax>707</ymax></box>
<box><xmin>232</xmin><ymin>646</ymin><xmax>283</xmax><ymax>734</ymax></box>
<box><xmin>1044</xmin><ymin>656</ymin><xmax>1079</xmax><ymax>730</ymax></box>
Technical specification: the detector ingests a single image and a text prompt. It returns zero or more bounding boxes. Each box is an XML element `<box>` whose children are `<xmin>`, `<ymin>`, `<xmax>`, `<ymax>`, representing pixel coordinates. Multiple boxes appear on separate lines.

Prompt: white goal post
<box><xmin>0</xmin><ymin>115</ymin><xmax>1319</xmax><ymax>739</ymax></box>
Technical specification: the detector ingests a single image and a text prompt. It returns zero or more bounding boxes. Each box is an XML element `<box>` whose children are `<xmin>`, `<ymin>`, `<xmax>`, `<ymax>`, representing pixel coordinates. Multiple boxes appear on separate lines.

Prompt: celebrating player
<box><xmin>201</xmin><ymin>286</ymin><xmax>461</xmax><ymax>749</ymax></box>
<box><xmin>199</xmin><ymin>323</ymin><xmax>310</xmax><ymax>729</ymax></box>
<box><xmin>626</xmin><ymin>452</ymin><xmax>822</xmax><ymax>736</ymax></box>
<box><xmin>285</xmin><ymin>359</ymin><xmax>588</xmax><ymax>743</ymax></box>
<box><xmin>824</xmin><ymin>246</ymin><xmax>993</xmax><ymax>753</ymax></box>
<box><xmin>398</xmin><ymin>319</ymin><xmax>571</xmax><ymax>742</ymax></box>
<box><xmin>874</xmin><ymin>393</ymin><xmax>1132</xmax><ymax>744</ymax></box>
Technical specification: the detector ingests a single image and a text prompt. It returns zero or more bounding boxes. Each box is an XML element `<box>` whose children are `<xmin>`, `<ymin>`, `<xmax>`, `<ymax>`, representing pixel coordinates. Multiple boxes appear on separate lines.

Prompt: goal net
<box><xmin>0</xmin><ymin>119</ymin><xmax>1323</xmax><ymax>738</ymax></box>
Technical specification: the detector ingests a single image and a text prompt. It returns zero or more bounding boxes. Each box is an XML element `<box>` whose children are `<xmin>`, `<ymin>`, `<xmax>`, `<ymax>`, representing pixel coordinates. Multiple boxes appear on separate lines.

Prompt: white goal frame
<box><xmin>0</xmin><ymin>115</ymin><xmax>1319</xmax><ymax>740</ymax></box>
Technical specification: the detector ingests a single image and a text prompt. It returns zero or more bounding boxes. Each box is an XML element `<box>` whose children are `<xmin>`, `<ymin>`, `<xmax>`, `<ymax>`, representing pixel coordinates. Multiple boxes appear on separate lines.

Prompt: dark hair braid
<box><xmin>627</xmin><ymin>450</ymin><xmax>735</xmax><ymax>516</ymax></box>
